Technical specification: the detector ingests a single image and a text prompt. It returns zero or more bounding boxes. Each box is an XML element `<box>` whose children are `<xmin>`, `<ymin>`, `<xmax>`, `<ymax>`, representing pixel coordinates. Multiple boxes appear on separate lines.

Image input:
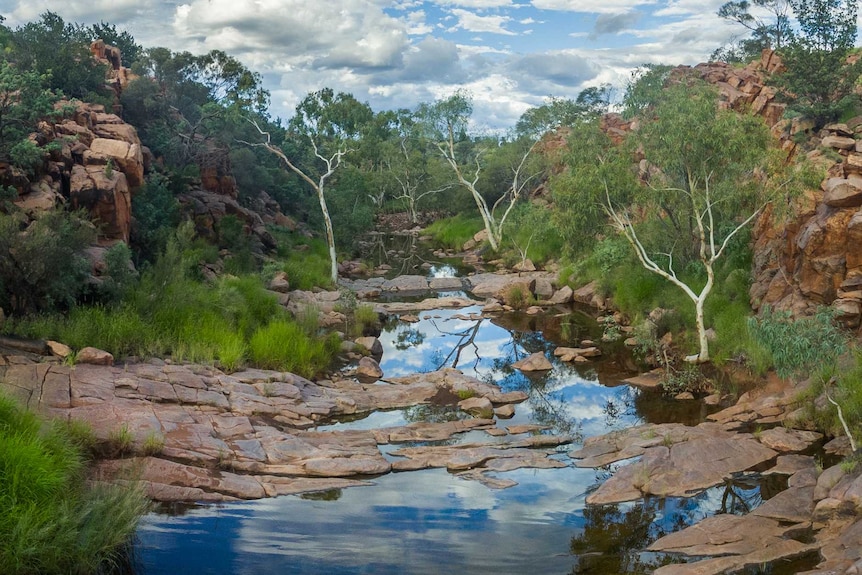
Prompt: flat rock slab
<box><xmin>585</xmin><ymin>435</ymin><xmax>777</xmax><ymax>504</ymax></box>
<box><xmin>465</xmin><ymin>272</ymin><xmax>555</xmax><ymax>298</ymax></box>
<box><xmin>0</xmin><ymin>358</ymin><xmax>560</xmax><ymax>502</ymax></box>
<box><xmin>512</xmin><ymin>352</ymin><xmax>553</xmax><ymax>372</ymax></box>
<box><xmin>390</xmin><ymin>434</ymin><xmax>571</xmax><ymax>476</ymax></box>
<box><xmin>623</xmin><ymin>369</ymin><xmax>664</xmax><ymax>390</ymax></box>
<box><xmin>372</xmin><ymin>297</ymin><xmax>476</xmax><ymax>314</ymax></box>
<box><xmin>757</xmin><ymin>427</ymin><xmax>823</xmax><ymax>453</ymax></box>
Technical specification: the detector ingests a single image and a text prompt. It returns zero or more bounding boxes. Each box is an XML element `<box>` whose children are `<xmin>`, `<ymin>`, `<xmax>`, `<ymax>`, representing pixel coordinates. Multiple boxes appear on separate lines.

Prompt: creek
<box><xmin>131</xmin><ymin>237</ymin><xmax>810</xmax><ymax>575</ymax></box>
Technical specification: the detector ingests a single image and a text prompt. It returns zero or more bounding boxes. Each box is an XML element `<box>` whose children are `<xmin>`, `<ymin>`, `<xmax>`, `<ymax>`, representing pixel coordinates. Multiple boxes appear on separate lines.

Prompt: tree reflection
<box><xmin>569</xmin><ymin>500</ymin><xmax>684</xmax><ymax>574</ymax></box>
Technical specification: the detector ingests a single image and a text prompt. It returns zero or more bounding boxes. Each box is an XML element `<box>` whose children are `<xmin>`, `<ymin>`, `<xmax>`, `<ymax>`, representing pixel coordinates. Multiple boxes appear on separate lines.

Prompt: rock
<box><xmin>76</xmin><ymin>347</ymin><xmax>114</xmax><ymax>366</ymax></box>
<box><xmin>534</xmin><ymin>278</ymin><xmax>554</xmax><ymax>298</ymax></box>
<box><xmin>549</xmin><ymin>286</ymin><xmax>574</xmax><ymax>304</ymax></box>
<box><xmin>354</xmin><ymin>336</ymin><xmax>383</xmax><ymax>358</ymax></box>
<box><xmin>822</xmin><ymin>135</ymin><xmax>857</xmax><ymax>150</ymax></box>
<box><xmin>269</xmin><ymin>271</ymin><xmax>290</xmax><ymax>293</ymax></box>
<box><xmin>585</xmin><ymin>435</ymin><xmax>778</xmax><ymax>504</ymax></box>
<box><xmin>458</xmin><ymin>396</ymin><xmax>494</xmax><ymax>418</ymax></box>
<box><xmin>482</xmin><ymin>300</ymin><xmax>505</xmax><ymax>313</ymax></box>
<box><xmin>400</xmin><ymin>314</ymin><xmax>420</xmax><ymax>323</ymax></box>
<box><xmin>70</xmin><ymin>164</ymin><xmax>131</xmax><ymax>241</ymax></box>
<box><xmin>675</xmin><ymin>392</ymin><xmax>695</xmax><ymax>400</ymax></box>
<box><xmin>355</xmin><ymin>357</ymin><xmax>383</xmax><ymax>381</ymax></box>
<box><xmin>513</xmin><ymin>259</ymin><xmax>536</xmax><ymax>272</ymax></box>
<box><xmin>623</xmin><ymin>369</ymin><xmax>664</xmax><ymax>390</ymax></box>
<box><xmin>823</xmin><ymin>176</ymin><xmax>862</xmax><ymax>208</ymax></box>
<box><xmin>512</xmin><ymin>352</ymin><xmax>552</xmax><ymax>372</ymax></box>
<box><xmin>704</xmin><ymin>393</ymin><xmax>722</xmax><ymax>406</ymax></box>
<box><xmin>46</xmin><ymin>340</ymin><xmax>73</xmax><ymax>358</ymax></box>
<box><xmin>757</xmin><ymin>427</ymin><xmax>823</xmax><ymax>453</ymax></box>
<box><xmin>572</xmin><ymin>280</ymin><xmax>605</xmax><ymax>309</ymax></box>
<box><xmin>623</xmin><ymin>337</ymin><xmax>638</xmax><ymax>347</ymax></box>
<box><xmin>494</xmin><ymin>404</ymin><xmax>516</xmax><ymax>419</ymax></box>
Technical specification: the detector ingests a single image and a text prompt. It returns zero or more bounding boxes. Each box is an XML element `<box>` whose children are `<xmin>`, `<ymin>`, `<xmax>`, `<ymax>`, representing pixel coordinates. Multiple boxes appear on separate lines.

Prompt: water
<box><xmin>132</xmin><ymin>281</ymin><xmax>773</xmax><ymax>574</ymax></box>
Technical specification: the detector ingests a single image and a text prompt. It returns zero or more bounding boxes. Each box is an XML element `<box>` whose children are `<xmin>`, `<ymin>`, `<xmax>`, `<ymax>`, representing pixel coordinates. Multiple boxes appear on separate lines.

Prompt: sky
<box><xmin>2</xmin><ymin>0</ymin><xmax>782</xmax><ymax>130</ymax></box>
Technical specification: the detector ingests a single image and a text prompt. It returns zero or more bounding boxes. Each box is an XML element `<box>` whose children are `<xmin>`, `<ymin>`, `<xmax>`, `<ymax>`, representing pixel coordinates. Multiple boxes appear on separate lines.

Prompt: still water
<box><xmin>133</xmin><ymin>300</ymin><xmax>766</xmax><ymax>574</ymax></box>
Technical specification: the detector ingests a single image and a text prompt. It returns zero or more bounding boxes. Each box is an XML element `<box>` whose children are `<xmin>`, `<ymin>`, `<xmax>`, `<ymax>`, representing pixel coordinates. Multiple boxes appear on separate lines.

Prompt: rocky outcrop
<box><xmin>0</xmin><ymin>359</ymin><xmax>557</xmax><ymax>502</ymax></box>
<box><xmin>4</xmin><ymin>102</ymin><xmax>147</xmax><ymax>243</ymax></box>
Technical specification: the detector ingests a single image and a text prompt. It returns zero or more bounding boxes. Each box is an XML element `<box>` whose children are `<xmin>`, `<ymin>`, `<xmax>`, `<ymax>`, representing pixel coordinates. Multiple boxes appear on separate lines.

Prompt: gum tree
<box><xmin>604</xmin><ymin>82</ymin><xmax>772</xmax><ymax>363</ymax></box>
<box><xmin>418</xmin><ymin>91</ymin><xmax>539</xmax><ymax>251</ymax></box>
<box><xmin>248</xmin><ymin>89</ymin><xmax>372</xmax><ymax>283</ymax></box>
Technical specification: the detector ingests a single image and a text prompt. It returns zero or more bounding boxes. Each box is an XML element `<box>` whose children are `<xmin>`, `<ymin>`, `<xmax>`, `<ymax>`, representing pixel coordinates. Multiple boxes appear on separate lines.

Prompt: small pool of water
<box><xmin>132</xmin><ymin>303</ymin><xmax>756</xmax><ymax>574</ymax></box>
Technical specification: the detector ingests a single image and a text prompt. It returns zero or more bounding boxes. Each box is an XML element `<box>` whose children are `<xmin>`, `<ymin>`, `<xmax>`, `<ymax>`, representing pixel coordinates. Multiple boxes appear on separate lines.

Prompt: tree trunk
<box><xmin>317</xmin><ymin>186</ymin><xmax>338</xmax><ymax>285</ymax></box>
<box><xmin>694</xmin><ymin>295</ymin><xmax>709</xmax><ymax>363</ymax></box>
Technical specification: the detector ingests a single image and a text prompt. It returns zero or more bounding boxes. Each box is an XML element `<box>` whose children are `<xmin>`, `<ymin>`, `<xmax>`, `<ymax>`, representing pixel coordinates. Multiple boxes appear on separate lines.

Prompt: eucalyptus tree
<box><xmin>775</xmin><ymin>0</ymin><xmax>860</xmax><ymax>125</ymax></box>
<box><xmin>379</xmin><ymin>110</ymin><xmax>452</xmax><ymax>223</ymax></box>
<box><xmin>603</xmin><ymin>82</ymin><xmax>773</xmax><ymax>363</ymax></box>
<box><xmin>248</xmin><ymin>89</ymin><xmax>373</xmax><ymax>283</ymax></box>
<box><xmin>717</xmin><ymin>0</ymin><xmax>793</xmax><ymax>51</ymax></box>
<box><xmin>418</xmin><ymin>91</ymin><xmax>540</xmax><ymax>251</ymax></box>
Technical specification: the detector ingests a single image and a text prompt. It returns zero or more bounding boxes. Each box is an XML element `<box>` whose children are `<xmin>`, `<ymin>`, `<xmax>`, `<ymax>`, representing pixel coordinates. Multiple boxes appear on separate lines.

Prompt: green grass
<box><xmin>249</xmin><ymin>320</ymin><xmax>341</xmax><ymax>378</ymax></box>
<box><xmin>424</xmin><ymin>214</ymin><xmax>484</xmax><ymax>250</ymax></box>
<box><xmin>4</xmin><ymin>225</ymin><xmax>344</xmax><ymax>380</ymax></box>
<box><xmin>0</xmin><ymin>394</ymin><xmax>148</xmax><ymax>574</ymax></box>
<box><xmin>275</xmin><ymin>236</ymin><xmax>334</xmax><ymax>291</ymax></box>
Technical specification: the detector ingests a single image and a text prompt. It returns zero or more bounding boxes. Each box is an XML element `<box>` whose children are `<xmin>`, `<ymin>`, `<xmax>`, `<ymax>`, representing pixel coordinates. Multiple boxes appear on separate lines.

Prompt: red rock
<box><xmin>76</xmin><ymin>346</ymin><xmax>114</xmax><ymax>366</ymax></box>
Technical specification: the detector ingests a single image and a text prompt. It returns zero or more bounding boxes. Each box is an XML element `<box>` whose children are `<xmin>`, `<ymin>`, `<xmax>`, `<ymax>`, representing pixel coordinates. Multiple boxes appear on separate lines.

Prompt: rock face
<box><xmin>0</xmin><ymin>361</ymin><xmax>558</xmax><ymax>502</ymax></box>
<box><xmin>5</xmin><ymin>101</ymin><xmax>147</xmax><ymax>243</ymax></box>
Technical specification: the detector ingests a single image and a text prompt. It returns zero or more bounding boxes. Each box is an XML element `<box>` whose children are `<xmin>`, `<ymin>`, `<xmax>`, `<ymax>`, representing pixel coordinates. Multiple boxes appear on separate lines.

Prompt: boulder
<box><xmin>46</xmin><ymin>340</ymin><xmax>73</xmax><ymax>358</ymax></box>
<box><xmin>70</xmin><ymin>164</ymin><xmax>131</xmax><ymax>242</ymax></box>
<box><xmin>549</xmin><ymin>285</ymin><xmax>574</xmax><ymax>304</ymax></box>
<box><xmin>512</xmin><ymin>352</ymin><xmax>552</xmax><ymax>372</ymax></box>
<box><xmin>513</xmin><ymin>259</ymin><xmax>536</xmax><ymax>272</ymax></box>
<box><xmin>76</xmin><ymin>347</ymin><xmax>114</xmax><ymax>366</ymax></box>
<box><xmin>354</xmin><ymin>336</ymin><xmax>383</xmax><ymax>358</ymax></box>
<box><xmin>822</xmin><ymin>135</ymin><xmax>857</xmax><ymax>150</ymax></box>
<box><xmin>355</xmin><ymin>357</ymin><xmax>383</xmax><ymax>381</ymax></box>
<box><xmin>269</xmin><ymin>271</ymin><xmax>290</xmax><ymax>293</ymax></box>
<box><xmin>89</xmin><ymin>137</ymin><xmax>144</xmax><ymax>188</ymax></box>
<box><xmin>823</xmin><ymin>176</ymin><xmax>862</xmax><ymax>208</ymax></box>
<box><xmin>458</xmin><ymin>396</ymin><xmax>494</xmax><ymax>418</ymax></box>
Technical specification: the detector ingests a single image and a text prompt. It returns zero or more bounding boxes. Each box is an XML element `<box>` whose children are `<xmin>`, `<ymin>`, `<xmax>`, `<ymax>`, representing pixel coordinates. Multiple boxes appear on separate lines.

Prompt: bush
<box><xmin>0</xmin><ymin>210</ymin><xmax>95</xmax><ymax>314</ymax></box>
<box><xmin>249</xmin><ymin>320</ymin><xmax>339</xmax><ymax>378</ymax></box>
<box><xmin>424</xmin><ymin>214</ymin><xmax>483</xmax><ymax>250</ymax></box>
<box><xmin>748</xmin><ymin>306</ymin><xmax>848</xmax><ymax>379</ymax></box>
<box><xmin>0</xmin><ymin>394</ymin><xmax>148</xmax><ymax>574</ymax></box>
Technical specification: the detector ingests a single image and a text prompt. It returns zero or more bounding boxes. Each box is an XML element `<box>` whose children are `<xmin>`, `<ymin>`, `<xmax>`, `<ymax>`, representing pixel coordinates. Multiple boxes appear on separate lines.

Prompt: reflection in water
<box><xmin>135</xmin><ymin>303</ymin><xmax>752</xmax><ymax>575</ymax></box>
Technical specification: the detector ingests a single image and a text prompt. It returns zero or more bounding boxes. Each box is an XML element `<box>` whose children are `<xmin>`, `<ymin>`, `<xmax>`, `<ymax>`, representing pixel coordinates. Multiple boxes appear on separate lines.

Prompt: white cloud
<box><xmin>531</xmin><ymin>0</ymin><xmax>658</xmax><ymax>14</ymax></box>
<box><xmin>448</xmin><ymin>8</ymin><xmax>517</xmax><ymax>35</ymax></box>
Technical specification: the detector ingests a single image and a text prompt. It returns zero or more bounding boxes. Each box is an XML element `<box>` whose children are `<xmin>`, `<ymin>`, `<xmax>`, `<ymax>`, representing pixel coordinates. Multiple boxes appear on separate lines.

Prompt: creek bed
<box><xmin>133</xmin><ymin>297</ymin><xmax>789</xmax><ymax>574</ymax></box>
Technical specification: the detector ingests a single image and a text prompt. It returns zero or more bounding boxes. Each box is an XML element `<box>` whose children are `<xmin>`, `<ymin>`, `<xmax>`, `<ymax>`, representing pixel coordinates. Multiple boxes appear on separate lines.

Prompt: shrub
<box><xmin>0</xmin><ymin>393</ymin><xmax>148</xmax><ymax>574</ymax></box>
<box><xmin>249</xmin><ymin>319</ymin><xmax>339</xmax><ymax>378</ymax></box>
<box><xmin>424</xmin><ymin>214</ymin><xmax>483</xmax><ymax>250</ymax></box>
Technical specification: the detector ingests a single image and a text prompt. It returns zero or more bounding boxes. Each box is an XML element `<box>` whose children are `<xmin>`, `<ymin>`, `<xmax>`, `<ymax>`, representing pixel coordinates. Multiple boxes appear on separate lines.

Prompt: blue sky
<box><xmin>1</xmin><ymin>0</ymin><xmax>808</xmax><ymax>128</ymax></box>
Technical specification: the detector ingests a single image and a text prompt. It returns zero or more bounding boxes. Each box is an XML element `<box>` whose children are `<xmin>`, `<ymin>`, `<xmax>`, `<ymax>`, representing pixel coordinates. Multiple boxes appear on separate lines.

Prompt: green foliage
<box><xmin>0</xmin><ymin>210</ymin><xmax>95</xmax><ymax>314</ymax></box>
<box><xmin>661</xmin><ymin>365</ymin><xmax>711</xmax><ymax>395</ymax></box>
<box><xmin>249</xmin><ymin>320</ymin><xmax>340</xmax><ymax>378</ymax></box>
<box><xmin>0</xmin><ymin>393</ymin><xmax>148</xmax><ymax>574</ymax></box>
<box><xmin>774</xmin><ymin>0</ymin><xmax>860</xmax><ymax>126</ymax></box>
<box><xmin>748</xmin><ymin>306</ymin><xmax>848</xmax><ymax>379</ymax></box>
<box><xmin>0</xmin><ymin>60</ymin><xmax>57</xmax><ymax>164</ymax></box>
<box><xmin>8</xmin><ymin>12</ymin><xmax>109</xmax><ymax>102</ymax></box>
<box><xmin>278</xmin><ymin>236</ymin><xmax>335</xmax><ymax>291</ymax></box>
<box><xmin>424</xmin><ymin>214</ymin><xmax>483</xmax><ymax>250</ymax></box>
<box><xmin>551</xmin><ymin>119</ymin><xmax>635</xmax><ymax>257</ymax></box>
<box><xmin>131</xmin><ymin>173</ymin><xmax>180</xmax><ymax>264</ymax></box>
<box><xmin>621</xmin><ymin>64</ymin><xmax>673</xmax><ymax>119</ymax></box>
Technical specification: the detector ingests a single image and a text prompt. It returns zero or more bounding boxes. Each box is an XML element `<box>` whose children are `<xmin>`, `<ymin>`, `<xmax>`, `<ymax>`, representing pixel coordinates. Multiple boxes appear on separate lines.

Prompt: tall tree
<box><xmin>718</xmin><ymin>0</ymin><xmax>793</xmax><ymax>51</ymax></box>
<box><xmin>419</xmin><ymin>91</ymin><xmax>539</xmax><ymax>251</ymax></box>
<box><xmin>775</xmin><ymin>0</ymin><xmax>860</xmax><ymax>125</ymax></box>
<box><xmin>604</xmin><ymin>83</ymin><xmax>772</xmax><ymax>363</ymax></box>
<box><xmin>248</xmin><ymin>89</ymin><xmax>372</xmax><ymax>283</ymax></box>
